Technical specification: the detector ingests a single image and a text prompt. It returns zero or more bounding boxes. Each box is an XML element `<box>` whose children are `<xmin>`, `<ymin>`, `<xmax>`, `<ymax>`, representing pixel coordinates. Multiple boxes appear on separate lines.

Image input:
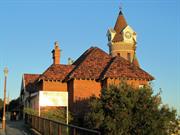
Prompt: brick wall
<box><xmin>42</xmin><ymin>80</ymin><xmax>67</xmax><ymax>91</ymax></box>
<box><xmin>73</xmin><ymin>79</ymin><xmax>101</xmax><ymax>100</ymax></box>
<box><xmin>107</xmin><ymin>78</ymin><xmax>148</xmax><ymax>88</ymax></box>
<box><xmin>68</xmin><ymin>79</ymin><xmax>101</xmax><ymax>114</ymax></box>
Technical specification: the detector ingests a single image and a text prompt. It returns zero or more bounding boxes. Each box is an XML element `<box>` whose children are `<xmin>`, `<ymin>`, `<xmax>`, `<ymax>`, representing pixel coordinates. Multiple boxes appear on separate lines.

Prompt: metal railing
<box><xmin>25</xmin><ymin>114</ymin><xmax>101</xmax><ymax>135</ymax></box>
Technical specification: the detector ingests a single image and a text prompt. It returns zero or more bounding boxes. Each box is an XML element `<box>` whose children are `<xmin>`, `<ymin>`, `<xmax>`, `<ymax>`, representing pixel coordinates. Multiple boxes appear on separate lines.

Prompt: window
<box><xmin>139</xmin><ymin>85</ymin><xmax>144</xmax><ymax>88</ymax></box>
<box><xmin>117</xmin><ymin>53</ymin><xmax>120</xmax><ymax>57</ymax></box>
<box><xmin>127</xmin><ymin>53</ymin><xmax>131</xmax><ymax>61</ymax></box>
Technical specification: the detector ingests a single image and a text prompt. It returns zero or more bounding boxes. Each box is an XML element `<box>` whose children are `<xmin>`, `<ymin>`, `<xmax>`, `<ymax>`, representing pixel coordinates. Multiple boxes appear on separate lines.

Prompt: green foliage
<box><xmin>168</xmin><ymin>117</ymin><xmax>180</xmax><ymax>135</ymax></box>
<box><xmin>24</xmin><ymin>107</ymin><xmax>38</xmax><ymax>115</ymax></box>
<box><xmin>41</xmin><ymin>108</ymin><xmax>73</xmax><ymax>123</ymax></box>
<box><xmin>85</xmin><ymin>83</ymin><xmax>177</xmax><ymax>135</ymax></box>
<box><xmin>8</xmin><ymin>97</ymin><xmax>20</xmax><ymax>111</ymax></box>
<box><xmin>24</xmin><ymin>107</ymin><xmax>72</xmax><ymax>123</ymax></box>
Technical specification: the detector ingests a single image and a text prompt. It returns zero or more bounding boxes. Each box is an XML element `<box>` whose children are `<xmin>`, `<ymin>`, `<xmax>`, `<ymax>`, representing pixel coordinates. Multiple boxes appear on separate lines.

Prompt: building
<box><xmin>20</xmin><ymin>10</ymin><xmax>154</xmax><ymax>116</ymax></box>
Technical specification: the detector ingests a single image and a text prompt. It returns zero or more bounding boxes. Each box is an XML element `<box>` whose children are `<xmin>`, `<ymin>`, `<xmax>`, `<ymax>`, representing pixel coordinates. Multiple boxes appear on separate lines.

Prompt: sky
<box><xmin>0</xmin><ymin>0</ymin><xmax>179</xmax><ymax>114</ymax></box>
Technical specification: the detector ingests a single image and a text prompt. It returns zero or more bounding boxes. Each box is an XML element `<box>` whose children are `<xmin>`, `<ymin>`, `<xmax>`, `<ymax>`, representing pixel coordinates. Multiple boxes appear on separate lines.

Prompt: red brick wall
<box><xmin>106</xmin><ymin>78</ymin><xmax>148</xmax><ymax>88</ymax></box>
<box><xmin>73</xmin><ymin>79</ymin><xmax>101</xmax><ymax>100</ymax></box>
<box><xmin>69</xmin><ymin>79</ymin><xmax>101</xmax><ymax>114</ymax></box>
<box><xmin>42</xmin><ymin>80</ymin><xmax>67</xmax><ymax>91</ymax></box>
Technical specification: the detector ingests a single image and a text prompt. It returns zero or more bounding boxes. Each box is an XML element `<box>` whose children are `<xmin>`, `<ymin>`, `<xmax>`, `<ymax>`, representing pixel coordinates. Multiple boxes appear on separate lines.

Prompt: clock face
<box><xmin>125</xmin><ymin>31</ymin><xmax>132</xmax><ymax>39</ymax></box>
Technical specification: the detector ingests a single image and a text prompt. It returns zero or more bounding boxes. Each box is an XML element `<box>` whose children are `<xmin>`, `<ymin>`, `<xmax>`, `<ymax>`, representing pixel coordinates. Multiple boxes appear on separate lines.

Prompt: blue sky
<box><xmin>0</xmin><ymin>0</ymin><xmax>179</xmax><ymax>114</ymax></box>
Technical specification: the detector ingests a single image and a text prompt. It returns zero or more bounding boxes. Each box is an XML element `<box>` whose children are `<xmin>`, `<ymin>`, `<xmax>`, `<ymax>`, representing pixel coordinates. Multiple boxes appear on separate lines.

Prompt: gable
<box><xmin>122</xmin><ymin>25</ymin><xmax>136</xmax><ymax>43</ymax></box>
<box><xmin>23</xmin><ymin>74</ymin><xmax>40</xmax><ymax>93</ymax></box>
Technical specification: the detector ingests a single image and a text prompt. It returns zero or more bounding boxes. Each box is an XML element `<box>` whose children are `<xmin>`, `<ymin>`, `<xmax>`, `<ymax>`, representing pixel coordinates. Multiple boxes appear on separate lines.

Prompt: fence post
<box><xmin>38</xmin><ymin>117</ymin><xmax>40</xmax><ymax>133</ymax></box>
<box><xmin>49</xmin><ymin>120</ymin><xmax>51</xmax><ymax>135</ymax></box>
<box><xmin>43</xmin><ymin>118</ymin><xmax>45</xmax><ymax>135</ymax></box>
<box><xmin>73</xmin><ymin>127</ymin><xmax>76</xmax><ymax>135</ymax></box>
<box><xmin>58</xmin><ymin>124</ymin><xmax>61</xmax><ymax>135</ymax></box>
<box><xmin>26</xmin><ymin>114</ymin><xmax>101</xmax><ymax>135</ymax></box>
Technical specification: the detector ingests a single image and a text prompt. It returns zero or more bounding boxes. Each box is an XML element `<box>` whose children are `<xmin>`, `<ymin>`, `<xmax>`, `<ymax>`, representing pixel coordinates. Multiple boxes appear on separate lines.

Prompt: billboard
<box><xmin>39</xmin><ymin>91</ymin><xmax>68</xmax><ymax>107</ymax></box>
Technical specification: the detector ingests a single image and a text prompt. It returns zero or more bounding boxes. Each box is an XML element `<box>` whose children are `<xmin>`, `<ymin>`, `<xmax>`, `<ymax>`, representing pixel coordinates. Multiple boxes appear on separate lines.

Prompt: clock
<box><xmin>125</xmin><ymin>31</ymin><xmax>132</xmax><ymax>39</ymax></box>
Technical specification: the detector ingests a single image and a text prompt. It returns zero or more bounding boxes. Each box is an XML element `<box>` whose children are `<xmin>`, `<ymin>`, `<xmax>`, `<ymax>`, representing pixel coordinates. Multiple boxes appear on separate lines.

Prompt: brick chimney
<box><xmin>52</xmin><ymin>41</ymin><xmax>60</xmax><ymax>64</ymax></box>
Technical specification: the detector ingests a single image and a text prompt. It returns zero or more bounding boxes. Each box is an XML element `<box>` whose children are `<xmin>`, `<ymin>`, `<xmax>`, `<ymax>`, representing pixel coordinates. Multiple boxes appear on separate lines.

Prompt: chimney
<box><xmin>52</xmin><ymin>41</ymin><xmax>60</xmax><ymax>64</ymax></box>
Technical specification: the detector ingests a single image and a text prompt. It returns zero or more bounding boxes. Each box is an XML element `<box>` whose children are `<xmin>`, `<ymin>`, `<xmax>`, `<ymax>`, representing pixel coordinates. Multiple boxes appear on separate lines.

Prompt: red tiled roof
<box><xmin>23</xmin><ymin>47</ymin><xmax>154</xmax><ymax>83</ymax></box>
<box><xmin>101</xmin><ymin>56</ymin><xmax>154</xmax><ymax>80</ymax></box>
<box><xmin>68</xmin><ymin>47</ymin><xmax>111</xmax><ymax>80</ymax></box>
<box><xmin>39</xmin><ymin>64</ymin><xmax>75</xmax><ymax>81</ymax></box>
<box><xmin>24</xmin><ymin>74</ymin><xmax>40</xmax><ymax>92</ymax></box>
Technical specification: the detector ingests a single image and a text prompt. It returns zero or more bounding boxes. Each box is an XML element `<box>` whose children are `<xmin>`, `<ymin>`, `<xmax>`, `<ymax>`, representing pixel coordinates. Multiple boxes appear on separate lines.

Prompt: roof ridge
<box><xmin>38</xmin><ymin>64</ymin><xmax>54</xmax><ymax>80</ymax></box>
<box><xmin>67</xmin><ymin>47</ymin><xmax>111</xmax><ymax>80</ymax></box>
<box><xmin>67</xmin><ymin>47</ymin><xmax>97</xmax><ymax>79</ymax></box>
<box><xmin>73</xmin><ymin>47</ymin><xmax>95</xmax><ymax>65</ymax></box>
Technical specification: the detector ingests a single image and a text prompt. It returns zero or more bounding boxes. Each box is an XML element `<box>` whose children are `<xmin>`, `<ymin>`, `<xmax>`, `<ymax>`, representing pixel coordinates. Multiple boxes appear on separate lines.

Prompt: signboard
<box><xmin>39</xmin><ymin>91</ymin><xmax>68</xmax><ymax>107</ymax></box>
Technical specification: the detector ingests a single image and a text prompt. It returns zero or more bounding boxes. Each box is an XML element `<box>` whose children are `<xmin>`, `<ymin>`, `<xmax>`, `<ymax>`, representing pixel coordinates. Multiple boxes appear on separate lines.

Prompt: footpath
<box><xmin>0</xmin><ymin>120</ymin><xmax>33</xmax><ymax>135</ymax></box>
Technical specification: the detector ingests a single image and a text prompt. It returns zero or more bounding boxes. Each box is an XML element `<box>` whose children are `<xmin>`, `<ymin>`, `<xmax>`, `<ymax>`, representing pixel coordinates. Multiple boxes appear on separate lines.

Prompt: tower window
<box><xmin>127</xmin><ymin>53</ymin><xmax>131</xmax><ymax>61</ymax></box>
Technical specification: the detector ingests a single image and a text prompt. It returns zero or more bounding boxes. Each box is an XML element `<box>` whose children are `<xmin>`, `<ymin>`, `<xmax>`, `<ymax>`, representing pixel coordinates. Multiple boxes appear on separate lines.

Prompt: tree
<box><xmin>84</xmin><ymin>83</ymin><xmax>177</xmax><ymax>135</ymax></box>
<box><xmin>8</xmin><ymin>97</ymin><xmax>20</xmax><ymax>111</ymax></box>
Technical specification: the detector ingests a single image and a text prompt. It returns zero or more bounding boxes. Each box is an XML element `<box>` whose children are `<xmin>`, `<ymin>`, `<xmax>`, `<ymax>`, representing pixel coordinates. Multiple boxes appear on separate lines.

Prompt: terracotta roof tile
<box><xmin>24</xmin><ymin>74</ymin><xmax>40</xmax><ymax>92</ymax></box>
<box><xmin>101</xmin><ymin>56</ymin><xmax>154</xmax><ymax>80</ymax></box>
<box><xmin>39</xmin><ymin>64</ymin><xmax>75</xmax><ymax>81</ymax></box>
<box><xmin>73</xmin><ymin>47</ymin><xmax>95</xmax><ymax>66</ymax></box>
<box><xmin>68</xmin><ymin>47</ymin><xmax>111</xmax><ymax>79</ymax></box>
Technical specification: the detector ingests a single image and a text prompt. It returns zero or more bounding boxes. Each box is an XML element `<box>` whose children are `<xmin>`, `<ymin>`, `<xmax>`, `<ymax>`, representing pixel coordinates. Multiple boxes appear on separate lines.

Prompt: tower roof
<box><xmin>114</xmin><ymin>10</ymin><xmax>127</xmax><ymax>34</ymax></box>
<box><xmin>112</xmin><ymin>10</ymin><xmax>128</xmax><ymax>42</ymax></box>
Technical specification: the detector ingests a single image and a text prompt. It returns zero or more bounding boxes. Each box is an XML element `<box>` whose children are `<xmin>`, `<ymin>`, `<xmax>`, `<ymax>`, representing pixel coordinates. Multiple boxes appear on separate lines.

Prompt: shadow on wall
<box><xmin>71</xmin><ymin>97</ymin><xmax>92</xmax><ymax>126</ymax></box>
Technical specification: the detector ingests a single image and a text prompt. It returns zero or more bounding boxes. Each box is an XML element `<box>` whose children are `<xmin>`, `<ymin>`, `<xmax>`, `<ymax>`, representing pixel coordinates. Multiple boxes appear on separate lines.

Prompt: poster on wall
<box><xmin>39</xmin><ymin>91</ymin><xmax>68</xmax><ymax>107</ymax></box>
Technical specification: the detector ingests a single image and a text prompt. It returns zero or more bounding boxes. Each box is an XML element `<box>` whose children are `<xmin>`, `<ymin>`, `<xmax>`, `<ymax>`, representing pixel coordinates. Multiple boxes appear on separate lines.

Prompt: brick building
<box><xmin>20</xmin><ymin>10</ymin><xmax>154</xmax><ymax>115</ymax></box>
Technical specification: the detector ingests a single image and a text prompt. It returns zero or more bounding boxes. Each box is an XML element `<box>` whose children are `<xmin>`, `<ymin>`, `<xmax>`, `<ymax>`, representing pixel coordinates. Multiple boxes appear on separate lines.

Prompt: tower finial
<box><xmin>119</xmin><ymin>2</ymin><xmax>123</xmax><ymax>11</ymax></box>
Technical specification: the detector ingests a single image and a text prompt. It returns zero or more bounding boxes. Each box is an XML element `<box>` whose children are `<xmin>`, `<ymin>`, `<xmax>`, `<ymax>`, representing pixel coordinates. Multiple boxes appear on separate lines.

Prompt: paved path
<box><xmin>0</xmin><ymin>120</ymin><xmax>32</xmax><ymax>135</ymax></box>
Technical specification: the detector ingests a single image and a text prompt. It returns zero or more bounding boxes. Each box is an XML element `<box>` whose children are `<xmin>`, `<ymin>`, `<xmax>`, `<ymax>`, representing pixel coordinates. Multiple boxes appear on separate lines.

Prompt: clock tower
<box><xmin>107</xmin><ymin>10</ymin><xmax>139</xmax><ymax>66</ymax></box>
